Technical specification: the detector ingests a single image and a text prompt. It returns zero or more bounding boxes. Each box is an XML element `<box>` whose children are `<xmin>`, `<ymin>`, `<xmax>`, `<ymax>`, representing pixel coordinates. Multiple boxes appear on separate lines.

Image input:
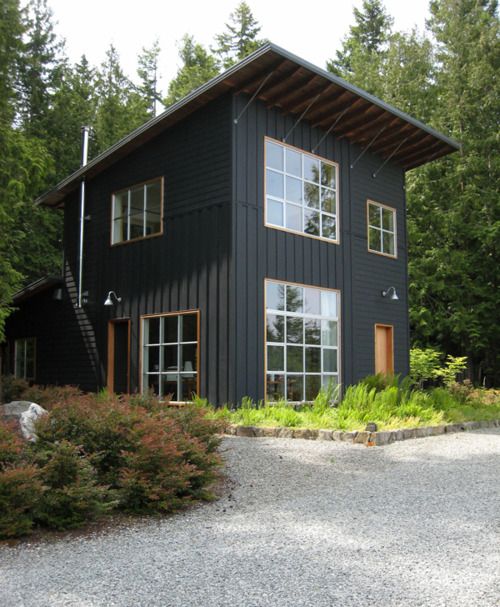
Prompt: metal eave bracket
<box><xmin>233</xmin><ymin>71</ymin><xmax>275</xmax><ymax>125</ymax></box>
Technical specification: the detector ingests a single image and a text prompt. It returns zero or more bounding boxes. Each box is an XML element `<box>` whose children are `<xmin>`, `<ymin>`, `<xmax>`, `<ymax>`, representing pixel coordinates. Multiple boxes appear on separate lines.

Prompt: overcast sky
<box><xmin>47</xmin><ymin>0</ymin><xmax>431</xmax><ymax>92</ymax></box>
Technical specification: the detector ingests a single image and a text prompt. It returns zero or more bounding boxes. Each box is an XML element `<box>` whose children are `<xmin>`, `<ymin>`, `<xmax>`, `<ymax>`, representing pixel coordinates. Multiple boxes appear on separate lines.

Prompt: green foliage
<box><xmin>410</xmin><ymin>348</ymin><xmax>442</xmax><ymax>387</ymax></box>
<box><xmin>436</xmin><ymin>355</ymin><xmax>468</xmax><ymax>388</ymax></box>
<box><xmin>213</xmin><ymin>2</ymin><xmax>265</xmax><ymax>68</ymax></box>
<box><xmin>165</xmin><ymin>35</ymin><xmax>219</xmax><ymax>106</ymax></box>
<box><xmin>33</xmin><ymin>440</ymin><xmax>114</xmax><ymax>530</ymax></box>
<box><xmin>0</xmin><ymin>420</ymin><xmax>25</xmax><ymax>466</ymax></box>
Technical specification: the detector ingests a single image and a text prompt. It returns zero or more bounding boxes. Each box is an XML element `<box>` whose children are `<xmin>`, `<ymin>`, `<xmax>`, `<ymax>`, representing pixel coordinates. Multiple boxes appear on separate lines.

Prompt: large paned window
<box><xmin>367</xmin><ymin>200</ymin><xmax>396</xmax><ymax>258</ymax></box>
<box><xmin>265</xmin><ymin>281</ymin><xmax>340</xmax><ymax>402</ymax></box>
<box><xmin>112</xmin><ymin>178</ymin><xmax>163</xmax><ymax>244</ymax></box>
<box><xmin>265</xmin><ymin>138</ymin><xmax>339</xmax><ymax>242</ymax></box>
<box><xmin>14</xmin><ymin>337</ymin><xmax>35</xmax><ymax>380</ymax></box>
<box><xmin>142</xmin><ymin>312</ymin><xmax>199</xmax><ymax>401</ymax></box>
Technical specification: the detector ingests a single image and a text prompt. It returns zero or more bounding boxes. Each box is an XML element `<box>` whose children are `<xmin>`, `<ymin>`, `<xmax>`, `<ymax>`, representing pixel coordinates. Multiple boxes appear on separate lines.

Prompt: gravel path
<box><xmin>1</xmin><ymin>430</ymin><xmax>499</xmax><ymax>607</ymax></box>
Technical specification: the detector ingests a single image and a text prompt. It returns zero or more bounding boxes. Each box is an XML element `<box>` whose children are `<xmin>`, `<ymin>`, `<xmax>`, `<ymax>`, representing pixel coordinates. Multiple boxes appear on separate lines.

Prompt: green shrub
<box><xmin>32</xmin><ymin>441</ymin><xmax>113</xmax><ymax>530</ymax></box>
<box><xmin>0</xmin><ymin>465</ymin><xmax>41</xmax><ymax>538</ymax></box>
<box><xmin>1</xmin><ymin>375</ymin><xmax>30</xmax><ymax>404</ymax></box>
<box><xmin>410</xmin><ymin>348</ymin><xmax>442</xmax><ymax>387</ymax></box>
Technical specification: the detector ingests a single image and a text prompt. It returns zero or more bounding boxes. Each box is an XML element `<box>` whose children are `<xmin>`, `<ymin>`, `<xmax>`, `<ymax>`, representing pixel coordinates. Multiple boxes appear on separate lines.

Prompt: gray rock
<box><xmin>393</xmin><ymin>430</ymin><xmax>405</xmax><ymax>441</ymax></box>
<box><xmin>463</xmin><ymin>421</ymin><xmax>480</xmax><ymax>431</ymax></box>
<box><xmin>261</xmin><ymin>427</ymin><xmax>279</xmax><ymax>437</ymax></box>
<box><xmin>19</xmin><ymin>403</ymin><xmax>48</xmax><ymax>442</ymax></box>
<box><xmin>373</xmin><ymin>431</ymin><xmax>394</xmax><ymax>446</ymax></box>
<box><xmin>354</xmin><ymin>431</ymin><xmax>370</xmax><ymax>445</ymax></box>
<box><xmin>403</xmin><ymin>428</ymin><xmax>417</xmax><ymax>440</ymax></box>
<box><xmin>430</xmin><ymin>425</ymin><xmax>446</xmax><ymax>436</ymax></box>
<box><xmin>445</xmin><ymin>423</ymin><xmax>465</xmax><ymax>434</ymax></box>
<box><xmin>1</xmin><ymin>400</ymin><xmax>33</xmax><ymax>422</ymax></box>
<box><xmin>341</xmin><ymin>431</ymin><xmax>358</xmax><ymax>442</ymax></box>
<box><xmin>332</xmin><ymin>431</ymin><xmax>344</xmax><ymax>442</ymax></box>
<box><xmin>318</xmin><ymin>429</ymin><xmax>333</xmax><ymax>441</ymax></box>
<box><xmin>277</xmin><ymin>427</ymin><xmax>294</xmax><ymax>438</ymax></box>
<box><xmin>236</xmin><ymin>426</ymin><xmax>256</xmax><ymax>437</ymax></box>
<box><xmin>415</xmin><ymin>426</ymin><xmax>433</xmax><ymax>438</ymax></box>
<box><xmin>293</xmin><ymin>428</ymin><xmax>318</xmax><ymax>440</ymax></box>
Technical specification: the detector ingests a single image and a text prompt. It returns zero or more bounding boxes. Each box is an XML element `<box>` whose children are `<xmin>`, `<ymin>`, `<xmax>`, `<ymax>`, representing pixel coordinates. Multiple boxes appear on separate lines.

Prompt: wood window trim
<box><xmin>366</xmin><ymin>199</ymin><xmax>398</xmax><ymax>259</ymax></box>
<box><xmin>264</xmin><ymin>278</ymin><xmax>342</xmax><ymax>404</ymax></box>
<box><xmin>14</xmin><ymin>337</ymin><xmax>36</xmax><ymax>381</ymax></box>
<box><xmin>374</xmin><ymin>323</ymin><xmax>394</xmax><ymax>375</ymax></box>
<box><xmin>110</xmin><ymin>176</ymin><xmax>164</xmax><ymax>247</ymax></box>
<box><xmin>264</xmin><ymin>136</ymin><xmax>341</xmax><ymax>245</ymax></box>
<box><xmin>139</xmin><ymin>309</ymin><xmax>201</xmax><ymax>404</ymax></box>
<box><xmin>107</xmin><ymin>318</ymin><xmax>131</xmax><ymax>394</ymax></box>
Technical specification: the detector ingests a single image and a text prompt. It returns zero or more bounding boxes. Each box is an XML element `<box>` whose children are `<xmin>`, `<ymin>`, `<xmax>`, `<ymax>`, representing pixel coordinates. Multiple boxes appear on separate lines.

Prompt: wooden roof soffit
<box><xmin>310</xmin><ymin>95</ymin><xmax>363</xmax><ymax>129</ymax></box>
<box><xmin>333</xmin><ymin>105</ymin><xmax>386</xmax><ymax>139</ymax></box>
<box><xmin>399</xmin><ymin>139</ymin><xmax>448</xmax><ymax>169</ymax></box>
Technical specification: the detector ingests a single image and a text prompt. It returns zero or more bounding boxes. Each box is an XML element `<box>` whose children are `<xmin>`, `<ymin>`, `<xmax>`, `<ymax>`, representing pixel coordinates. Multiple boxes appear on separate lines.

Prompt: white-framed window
<box><xmin>265</xmin><ymin>138</ymin><xmax>339</xmax><ymax>243</ymax></box>
<box><xmin>141</xmin><ymin>311</ymin><xmax>199</xmax><ymax>402</ymax></box>
<box><xmin>112</xmin><ymin>177</ymin><xmax>163</xmax><ymax>244</ymax></box>
<box><xmin>14</xmin><ymin>337</ymin><xmax>36</xmax><ymax>381</ymax></box>
<box><xmin>367</xmin><ymin>200</ymin><xmax>397</xmax><ymax>258</ymax></box>
<box><xmin>265</xmin><ymin>280</ymin><xmax>340</xmax><ymax>402</ymax></box>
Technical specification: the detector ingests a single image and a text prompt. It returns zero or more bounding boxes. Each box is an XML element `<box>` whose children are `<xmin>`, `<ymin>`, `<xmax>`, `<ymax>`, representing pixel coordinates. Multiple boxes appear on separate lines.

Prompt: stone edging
<box><xmin>225</xmin><ymin>419</ymin><xmax>499</xmax><ymax>446</ymax></box>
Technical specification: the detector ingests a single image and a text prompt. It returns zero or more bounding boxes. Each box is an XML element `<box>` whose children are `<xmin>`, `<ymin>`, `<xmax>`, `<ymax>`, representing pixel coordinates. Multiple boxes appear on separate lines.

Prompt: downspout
<box><xmin>77</xmin><ymin>126</ymin><xmax>90</xmax><ymax>308</ymax></box>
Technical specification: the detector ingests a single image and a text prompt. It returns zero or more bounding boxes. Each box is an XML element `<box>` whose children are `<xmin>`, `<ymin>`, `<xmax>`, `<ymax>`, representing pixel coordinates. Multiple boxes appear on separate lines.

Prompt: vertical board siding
<box><xmin>231</xmin><ymin>95</ymin><xmax>408</xmax><ymax>404</ymax></box>
<box><xmin>10</xmin><ymin>95</ymin><xmax>233</xmax><ymax>404</ymax></box>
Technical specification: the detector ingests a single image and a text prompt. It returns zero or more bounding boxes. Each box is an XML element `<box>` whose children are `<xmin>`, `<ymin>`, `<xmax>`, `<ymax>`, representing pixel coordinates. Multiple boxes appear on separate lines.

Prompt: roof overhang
<box><xmin>12</xmin><ymin>276</ymin><xmax>63</xmax><ymax>304</ymax></box>
<box><xmin>37</xmin><ymin>42</ymin><xmax>460</xmax><ymax>208</ymax></box>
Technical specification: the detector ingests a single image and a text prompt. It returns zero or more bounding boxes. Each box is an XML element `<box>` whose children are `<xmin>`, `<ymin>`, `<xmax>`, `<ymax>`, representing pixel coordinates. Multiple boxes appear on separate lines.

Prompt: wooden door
<box><xmin>375</xmin><ymin>324</ymin><xmax>394</xmax><ymax>375</ymax></box>
<box><xmin>107</xmin><ymin>319</ymin><xmax>131</xmax><ymax>393</ymax></box>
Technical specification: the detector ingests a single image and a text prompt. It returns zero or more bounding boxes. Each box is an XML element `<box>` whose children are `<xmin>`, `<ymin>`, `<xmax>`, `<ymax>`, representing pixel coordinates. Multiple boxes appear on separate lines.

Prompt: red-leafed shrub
<box><xmin>33</xmin><ymin>441</ymin><xmax>115</xmax><ymax>530</ymax></box>
<box><xmin>0</xmin><ymin>465</ymin><xmax>42</xmax><ymax>538</ymax></box>
<box><xmin>0</xmin><ymin>390</ymin><xmax>224</xmax><ymax>538</ymax></box>
<box><xmin>20</xmin><ymin>384</ymin><xmax>84</xmax><ymax>410</ymax></box>
<box><xmin>0</xmin><ymin>420</ymin><xmax>25</xmax><ymax>468</ymax></box>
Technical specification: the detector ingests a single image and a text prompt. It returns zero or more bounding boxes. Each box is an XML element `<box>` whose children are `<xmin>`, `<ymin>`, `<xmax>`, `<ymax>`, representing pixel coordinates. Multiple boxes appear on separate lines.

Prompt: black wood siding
<box><xmin>8</xmin><ymin>96</ymin><xmax>233</xmax><ymax>403</ymax></box>
<box><xmin>230</xmin><ymin>94</ymin><xmax>409</xmax><ymax>403</ymax></box>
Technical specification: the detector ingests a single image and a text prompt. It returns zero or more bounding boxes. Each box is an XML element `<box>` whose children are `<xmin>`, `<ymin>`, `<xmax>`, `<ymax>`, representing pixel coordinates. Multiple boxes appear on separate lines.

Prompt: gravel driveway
<box><xmin>1</xmin><ymin>430</ymin><xmax>499</xmax><ymax>607</ymax></box>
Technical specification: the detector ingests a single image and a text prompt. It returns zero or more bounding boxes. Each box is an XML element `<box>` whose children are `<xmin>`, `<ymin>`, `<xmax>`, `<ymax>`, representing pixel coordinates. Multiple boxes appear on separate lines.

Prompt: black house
<box><xmin>4</xmin><ymin>44</ymin><xmax>459</xmax><ymax>405</ymax></box>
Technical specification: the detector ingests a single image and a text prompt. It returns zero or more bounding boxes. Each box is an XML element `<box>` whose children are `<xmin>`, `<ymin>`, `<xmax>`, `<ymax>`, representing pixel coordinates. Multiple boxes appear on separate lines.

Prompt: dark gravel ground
<box><xmin>1</xmin><ymin>429</ymin><xmax>499</xmax><ymax>607</ymax></box>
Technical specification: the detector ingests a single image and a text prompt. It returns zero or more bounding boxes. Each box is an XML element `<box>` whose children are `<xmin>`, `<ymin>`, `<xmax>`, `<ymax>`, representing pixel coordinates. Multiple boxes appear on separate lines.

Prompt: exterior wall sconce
<box><xmin>104</xmin><ymin>291</ymin><xmax>122</xmax><ymax>306</ymax></box>
<box><xmin>381</xmin><ymin>286</ymin><xmax>399</xmax><ymax>301</ymax></box>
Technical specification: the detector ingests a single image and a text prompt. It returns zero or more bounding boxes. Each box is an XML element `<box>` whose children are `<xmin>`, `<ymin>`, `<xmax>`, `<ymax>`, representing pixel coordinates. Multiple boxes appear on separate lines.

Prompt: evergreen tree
<box><xmin>327</xmin><ymin>0</ymin><xmax>393</xmax><ymax>95</ymax></box>
<box><xmin>165</xmin><ymin>35</ymin><xmax>219</xmax><ymax>106</ymax></box>
<box><xmin>94</xmin><ymin>45</ymin><xmax>150</xmax><ymax>152</ymax></box>
<box><xmin>407</xmin><ymin>0</ymin><xmax>500</xmax><ymax>383</ymax></box>
<box><xmin>213</xmin><ymin>2</ymin><xmax>265</xmax><ymax>69</ymax></box>
<box><xmin>18</xmin><ymin>0</ymin><xmax>63</xmax><ymax>136</ymax></box>
<box><xmin>136</xmin><ymin>40</ymin><xmax>163</xmax><ymax>117</ymax></box>
<box><xmin>43</xmin><ymin>56</ymin><xmax>99</xmax><ymax>180</ymax></box>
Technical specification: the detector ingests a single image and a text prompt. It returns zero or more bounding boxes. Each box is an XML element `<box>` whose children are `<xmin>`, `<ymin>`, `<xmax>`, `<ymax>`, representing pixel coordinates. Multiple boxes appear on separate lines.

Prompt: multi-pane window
<box><xmin>367</xmin><ymin>200</ymin><xmax>396</xmax><ymax>257</ymax></box>
<box><xmin>266</xmin><ymin>281</ymin><xmax>340</xmax><ymax>402</ymax></box>
<box><xmin>112</xmin><ymin>178</ymin><xmax>163</xmax><ymax>244</ymax></box>
<box><xmin>142</xmin><ymin>312</ymin><xmax>198</xmax><ymax>401</ymax></box>
<box><xmin>14</xmin><ymin>338</ymin><xmax>35</xmax><ymax>380</ymax></box>
<box><xmin>265</xmin><ymin>139</ymin><xmax>339</xmax><ymax>242</ymax></box>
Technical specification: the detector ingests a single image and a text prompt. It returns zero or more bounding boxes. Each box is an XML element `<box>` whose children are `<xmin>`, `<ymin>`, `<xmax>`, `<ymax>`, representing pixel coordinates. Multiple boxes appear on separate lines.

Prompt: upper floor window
<box><xmin>111</xmin><ymin>177</ymin><xmax>163</xmax><ymax>244</ymax></box>
<box><xmin>15</xmin><ymin>337</ymin><xmax>36</xmax><ymax>381</ymax></box>
<box><xmin>367</xmin><ymin>200</ymin><xmax>397</xmax><ymax>258</ymax></box>
<box><xmin>265</xmin><ymin>138</ymin><xmax>339</xmax><ymax>243</ymax></box>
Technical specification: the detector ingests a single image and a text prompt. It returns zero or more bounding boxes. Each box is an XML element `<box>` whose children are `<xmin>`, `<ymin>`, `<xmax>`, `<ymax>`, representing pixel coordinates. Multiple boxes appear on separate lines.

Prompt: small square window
<box><xmin>367</xmin><ymin>201</ymin><xmax>397</xmax><ymax>258</ymax></box>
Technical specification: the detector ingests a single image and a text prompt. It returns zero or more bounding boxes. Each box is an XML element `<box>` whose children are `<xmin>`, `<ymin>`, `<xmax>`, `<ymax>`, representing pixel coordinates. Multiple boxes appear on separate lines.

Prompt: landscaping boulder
<box><xmin>1</xmin><ymin>401</ymin><xmax>48</xmax><ymax>442</ymax></box>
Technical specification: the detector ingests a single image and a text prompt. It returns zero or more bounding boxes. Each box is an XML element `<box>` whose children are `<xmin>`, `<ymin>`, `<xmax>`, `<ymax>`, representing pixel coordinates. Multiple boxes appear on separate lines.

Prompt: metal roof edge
<box><xmin>36</xmin><ymin>41</ymin><xmax>460</xmax><ymax>205</ymax></box>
